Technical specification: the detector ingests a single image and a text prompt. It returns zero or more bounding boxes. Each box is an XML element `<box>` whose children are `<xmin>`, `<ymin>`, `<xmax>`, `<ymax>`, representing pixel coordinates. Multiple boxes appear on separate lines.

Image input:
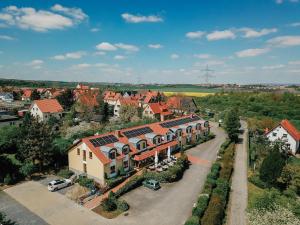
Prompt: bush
<box><xmin>219</xmin><ymin>144</ymin><xmax>235</xmax><ymax>181</ymax></box>
<box><xmin>102</xmin><ymin>197</ymin><xmax>117</xmax><ymax>212</ymax></box>
<box><xmin>201</xmin><ymin>195</ymin><xmax>225</xmax><ymax>225</ymax></box>
<box><xmin>192</xmin><ymin>195</ymin><xmax>209</xmax><ymax>217</ymax></box>
<box><xmin>0</xmin><ymin>212</ymin><xmax>16</xmax><ymax>225</ymax></box>
<box><xmin>106</xmin><ymin>176</ymin><xmax>126</xmax><ymax>189</ymax></box>
<box><xmin>213</xmin><ymin>179</ymin><xmax>229</xmax><ymax>203</ymax></box>
<box><xmin>57</xmin><ymin>169</ymin><xmax>74</xmax><ymax>179</ymax></box>
<box><xmin>4</xmin><ymin>174</ymin><xmax>12</xmax><ymax>185</ymax></box>
<box><xmin>78</xmin><ymin>176</ymin><xmax>94</xmax><ymax>188</ymax></box>
<box><xmin>19</xmin><ymin>162</ymin><xmax>36</xmax><ymax>178</ymax></box>
<box><xmin>115</xmin><ymin>175</ymin><xmax>144</xmax><ymax>197</ymax></box>
<box><xmin>184</xmin><ymin>216</ymin><xmax>200</xmax><ymax>225</ymax></box>
<box><xmin>248</xmin><ymin>175</ymin><xmax>267</xmax><ymax>189</ymax></box>
<box><xmin>117</xmin><ymin>200</ymin><xmax>129</xmax><ymax>212</ymax></box>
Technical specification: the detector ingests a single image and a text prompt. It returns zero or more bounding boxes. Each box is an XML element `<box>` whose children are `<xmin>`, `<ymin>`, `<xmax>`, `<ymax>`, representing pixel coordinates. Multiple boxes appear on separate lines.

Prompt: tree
<box><xmin>224</xmin><ymin>108</ymin><xmax>240</xmax><ymax>142</ymax></box>
<box><xmin>30</xmin><ymin>89</ymin><xmax>40</xmax><ymax>101</ymax></box>
<box><xmin>278</xmin><ymin>164</ymin><xmax>300</xmax><ymax>194</ymax></box>
<box><xmin>57</xmin><ymin>89</ymin><xmax>74</xmax><ymax>110</ymax></box>
<box><xmin>0</xmin><ymin>212</ymin><xmax>16</xmax><ymax>225</ymax></box>
<box><xmin>18</xmin><ymin>119</ymin><xmax>54</xmax><ymax>171</ymax></box>
<box><xmin>259</xmin><ymin>148</ymin><xmax>286</xmax><ymax>185</ymax></box>
<box><xmin>119</xmin><ymin>105</ymin><xmax>138</xmax><ymax>123</ymax></box>
<box><xmin>0</xmin><ymin>125</ymin><xmax>21</xmax><ymax>154</ymax></box>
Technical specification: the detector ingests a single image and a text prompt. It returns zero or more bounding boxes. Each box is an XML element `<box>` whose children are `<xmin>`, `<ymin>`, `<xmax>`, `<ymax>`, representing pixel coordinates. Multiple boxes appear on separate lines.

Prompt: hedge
<box><xmin>201</xmin><ymin>195</ymin><xmax>224</xmax><ymax>225</ymax></box>
<box><xmin>192</xmin><ymin>195</ymin><xmax>209</xmax><ymax>217</ymax></box>
<box><xmin>106</xmin><ymin>176</ymin><xmax>127</xmax><ymax>189</ymax></box>
<box><xmin>114</xmin><ymin>175</ymin><xmax>144</xmax><ymax>197</ymax></box>
<box><xmin>184</xmin><ymin>216</ymin><xmax>200</xmax><ymax>225</ymax></box>
<box><xmin>57</xmin><ymin>169</ymin><xmax>74</xmax><ymax>179</ymax></box>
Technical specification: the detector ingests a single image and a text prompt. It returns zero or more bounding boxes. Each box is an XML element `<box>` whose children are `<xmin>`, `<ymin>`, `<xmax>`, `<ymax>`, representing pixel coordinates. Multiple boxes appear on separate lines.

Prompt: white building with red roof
<box><xmin>143</xmin><ymin>102</ymin><xmax>173</xmax><ymax>121</ymax></box>
<box><xmin>68</xmin><ymin>115</ymin><xmax>210</xmax><ymax>185</ymax></box>
<box><xmin>30</xmin><ymin>99</ymin><xmax>63</xmax><ymax>122</ymax></box>
<box><xmin>266</xmin><ymin>119</ymin><xmax>300</xmax><ymax>154</ymax></box>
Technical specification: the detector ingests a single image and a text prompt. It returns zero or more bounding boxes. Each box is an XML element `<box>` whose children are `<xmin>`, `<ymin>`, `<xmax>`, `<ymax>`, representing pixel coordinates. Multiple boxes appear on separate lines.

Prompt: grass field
<box><xmin>163</xmin><ymin>91</ymin><xmax>215</xmax><ymax>97</ymax></box>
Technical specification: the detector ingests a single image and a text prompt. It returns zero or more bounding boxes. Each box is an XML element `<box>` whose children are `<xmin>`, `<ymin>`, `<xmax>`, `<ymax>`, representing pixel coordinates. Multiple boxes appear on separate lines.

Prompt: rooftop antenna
<box><xmin>201</xmin><ymin>64</ymin><xmax>215</xmax><ymax>84</ymax></box>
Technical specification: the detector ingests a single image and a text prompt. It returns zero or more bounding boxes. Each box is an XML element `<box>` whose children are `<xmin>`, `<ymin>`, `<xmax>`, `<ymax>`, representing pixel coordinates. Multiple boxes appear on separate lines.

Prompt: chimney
<box><xmin>115</xmin><ymin>130</ymin><xmax>122</xmax><ymax>138</ymax></box>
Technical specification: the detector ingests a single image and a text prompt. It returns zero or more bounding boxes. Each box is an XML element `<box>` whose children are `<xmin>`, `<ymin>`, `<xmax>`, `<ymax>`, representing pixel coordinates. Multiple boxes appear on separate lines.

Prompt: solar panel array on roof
<box><xmin>123</xmin><ymin>127</ymin><xmax>153</xmax><ymax>138</ymax></box>
<box><xmin>160</xmin><ymin>116</ymin><xmax>201</xmax><ymax>128</ymax></box>
<box><xmin>89</xmin><ymin>134</ymin><xmax>118</xmax><ymax>147</ymax></box>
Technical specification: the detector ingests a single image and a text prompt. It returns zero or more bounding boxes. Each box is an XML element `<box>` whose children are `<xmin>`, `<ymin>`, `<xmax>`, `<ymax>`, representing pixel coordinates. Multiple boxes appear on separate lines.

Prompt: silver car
<box><xmin>47</xmin><ymin>179</ymin><xmax>72</xmax><ymax>192</ymax></box>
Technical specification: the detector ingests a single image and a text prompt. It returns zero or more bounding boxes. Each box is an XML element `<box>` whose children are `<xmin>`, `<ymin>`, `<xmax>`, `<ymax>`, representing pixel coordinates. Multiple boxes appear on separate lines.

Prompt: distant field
<box><xmin>164</xmin><ymin>91</ymin><xmax>215</xmax><ymax>97</ymax></box>
<box><xmin>138</xmin><ymin>87</ymin><xmax>220</xmax><ymax>93</ymax></box>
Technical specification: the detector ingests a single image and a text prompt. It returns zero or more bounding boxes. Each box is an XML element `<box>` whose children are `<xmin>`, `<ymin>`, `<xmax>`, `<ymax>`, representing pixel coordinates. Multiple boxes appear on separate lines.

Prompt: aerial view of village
<box><xmin>0</xmin><ymin>1</ymin><xmax>300</xmax><ymax>225</ymax></box>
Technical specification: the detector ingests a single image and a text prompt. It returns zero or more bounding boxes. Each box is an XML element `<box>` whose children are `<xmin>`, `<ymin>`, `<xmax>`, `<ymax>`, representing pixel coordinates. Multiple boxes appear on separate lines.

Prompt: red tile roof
<box><xmin>78</xmin><ymin>92</ymin><xmax>99</xmax><ymax>107</ymax></box>
<box><xmin>119</xmin><ymin>97</ymin><xmax>139</xmax><ymax>106</ymax></box>
<box><xmin>148</xmin><ymin>102</ymin><xmax>172</xmax><ymax>115</ymax></box>
<box><xmin>34</xmin><ymin>99</ymin><xmax>63</xmax><ymax>113</ymax></box>
<box><xmin>280</xmin><ymin>119</ymin><xmax>300</xmax><ymax>141</ymax></box>
<box><xmin>22</xmin><ymin>89</ymin><xmax>32</xmax><ymax>98</ymax></box>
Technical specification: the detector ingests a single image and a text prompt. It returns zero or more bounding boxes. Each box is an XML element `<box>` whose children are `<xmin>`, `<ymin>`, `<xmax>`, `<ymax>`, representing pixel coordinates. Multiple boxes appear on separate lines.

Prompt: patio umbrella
<box><xmin>155</xmin><ymin>151</ymin><xmax>158</xmax><ymax>168</ymax></box>
<box><xmin>167</xmin><ymin>146</ymin><xmax>171</xmax><ymax>161</ymax></box>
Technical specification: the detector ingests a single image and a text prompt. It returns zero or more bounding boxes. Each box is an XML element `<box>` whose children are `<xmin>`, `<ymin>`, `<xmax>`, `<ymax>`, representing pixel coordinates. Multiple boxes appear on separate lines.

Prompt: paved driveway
<box><xmin>0</xmin><ymin>123</ymin><xmax>226</xmax><ymax>225</ymax></box>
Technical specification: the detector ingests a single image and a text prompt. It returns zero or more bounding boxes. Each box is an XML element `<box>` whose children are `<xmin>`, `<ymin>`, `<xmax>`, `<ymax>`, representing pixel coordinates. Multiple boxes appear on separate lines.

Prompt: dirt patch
<box><xmin>92</xmin><ymin>205</ymin><xmax>124</xmax><ymax>219</ymax></box>
<box><xmin>65</xmin><ymin>183</ymin><xmax>89</xmax><ymax>201</ymax></box>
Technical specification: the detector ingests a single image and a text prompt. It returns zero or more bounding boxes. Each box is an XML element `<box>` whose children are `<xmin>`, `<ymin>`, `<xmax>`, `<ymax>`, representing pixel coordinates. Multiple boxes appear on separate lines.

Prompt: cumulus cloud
<box><xmin>121</xmin><ymin>13</ymin><xmax>163</xmax><ymax>23</ymax></box>
<box><xmin>289</xmin><ymin>22</ymin><xmax>300</xmax><ymax>27</ymax></box>
<box><xmin>186</xmin><ymin>31</ymin><xmax>205</xmax><ymax>39</ymax></box>
<box><xmin>288</xmin><ymin>60</ymin><xmax>300</xmax><ymax>65</ymax></box>
<box><xmin>90</xmin><ymin>28</ymin><xmax>100</xmax><ymax>32</ymax></box>
<box><xmin>235</xmin><ymin>48</ymin><xmax>270</xmax><ymax>58</ymax></box>
<box><xmin>148</xmin><ymin>44</ymin><xmax>163</xmax><ymax>49</ymax></box>
<box><xmin>52</xmin><ymin>51</ymin><xmax>86</xmax><ymax>60</ymax></box>
<box><xmin>0</xmin><ymin>35</ymin><xmax>15</xmax><ymax>40</ymax></box>
<box><xmin>240</xmin><ymin>28</ymin><xmax>277</xmax><ymax>38</ymax></box>
<box><xmin>0</xmin><ymin>5</ymin><xmax>87</xmax><ymax>32</ymax></box>
<box><xmin>170</xmin><ymin>54</ymin><xmax>179</xmax><ymax>59</ymax></box>
<box><xmin>96</xmin><ymin>42</ymin><xmax>117</xmax><ymax>51</ymax></box>
<box><xmin>114</xmin><ymin>55</ymin><xmax>126</xmax><ymax>60</ymax></box>
<box><xmin>276</xmin><ymin>0</ymin><xmax>299</xmax><ymax>4</ymax></box>
<box><xmin>95</xmin><ymin>42</ymin><xmax>139</xmax><ymax>52</ymax></box>
<box><xmin>267</xmin><ymin>36</ymin><xmax>300</xmax><ymax>47</ymax></box>
<box><xmin>70</xmin><ymin>63</ymin><xmax>91</xmax><ymax>70</ymax></box>
<box><xmin>262</xmin><ymin>64</ymin><xmax>285</xmax><ymax>70</ymax></box>
<box><xmin>27</xmin><ymin>59</ymin><xmax>44</xmax><ymax>69</ymax></box>
<box><xmin>115</xmin><ymin>43</ymin><xmax>139</xmax><ymax>52</ymax></box>
<box><xmin>206</xmin><ymin>30</ymin><xmax>236</xmax><ymax>41</ymax></box>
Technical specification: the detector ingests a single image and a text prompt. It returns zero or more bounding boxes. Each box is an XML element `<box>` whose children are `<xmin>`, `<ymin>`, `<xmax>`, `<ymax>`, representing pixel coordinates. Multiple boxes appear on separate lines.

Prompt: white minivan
<box><xmin>48</xmin><ymin>179</ymin><xmax>72</xmax><ymax>192</ymax></box>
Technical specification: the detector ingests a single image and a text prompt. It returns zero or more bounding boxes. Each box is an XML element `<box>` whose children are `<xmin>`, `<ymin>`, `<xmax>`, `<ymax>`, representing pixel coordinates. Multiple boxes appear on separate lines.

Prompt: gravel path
<box><xmin>227</xmin><ymin>121</ymin><xmax>248</xmax><ymax>225</ymax></box>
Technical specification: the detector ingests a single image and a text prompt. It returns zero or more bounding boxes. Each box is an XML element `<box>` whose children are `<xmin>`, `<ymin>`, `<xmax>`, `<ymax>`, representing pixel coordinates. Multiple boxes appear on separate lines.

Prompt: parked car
<box><xmin>48</xmin><ymin>179</ymin><xmax>72</xmax><ymax>192</ymax></box>
<box><xmin>142</xmin><ymin>179</ymin><xmax>160</xmax><ymax>190</ymax></box>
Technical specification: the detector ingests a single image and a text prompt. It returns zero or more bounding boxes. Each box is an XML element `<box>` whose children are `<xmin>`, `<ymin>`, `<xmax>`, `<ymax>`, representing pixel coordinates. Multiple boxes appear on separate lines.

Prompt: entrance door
<box><xmin>83</xmin><ymin>163</ymin><xmax>87</xmax><ymax>173</ymax></box>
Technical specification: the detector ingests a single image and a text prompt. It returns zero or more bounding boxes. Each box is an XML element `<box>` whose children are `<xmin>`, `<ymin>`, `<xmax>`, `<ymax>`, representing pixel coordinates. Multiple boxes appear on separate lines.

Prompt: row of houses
<box><xmin>68</xmin><ymin>114</ymin><xmax>210</xmax><ymax>185</ymax></box>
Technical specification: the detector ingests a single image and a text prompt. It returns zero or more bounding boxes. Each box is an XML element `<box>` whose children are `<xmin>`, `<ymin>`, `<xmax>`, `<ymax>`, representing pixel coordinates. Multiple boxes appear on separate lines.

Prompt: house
<box><xmin>113</xmin><ymin>97</ymin><xmax>139</xmax><ymax>117</ymax></box>
<box><xmin>140</xmin><ymin>90</ymin><xmax>165</xmax><ymax>104</ymax></box>
<box><xmin>166</xmin><ymin>96</ymin><xmax>198</xmax><ymax>115</ymax></box>
<box><xmin>77</xmin><ymin>91</ymin><xmax>99</xmax><ymax>108</ymax></box>
<box><xmin>103</xmin><ymin>91</ymin><xmax>121</xmax><ymax>106</ymax></box>
<box><xmin>68</xmin><ymin>115</ymin><xmax>210</xmax><ymax>185</ymax></box>
<box><xmin>266</xmin><ymin>119</ymin><xmax>300</xmax><ymax>155</ymax></box>
<box><xmin>21</xmin><ymin>89</ymin><xmax>32</xmax><ymax>101</ymax></box>
<box><xmin>143</xmin><ymin>102</ymin><xmax>173</xmax><ymax>121</ymax></box>
<box><xmin>0</xmin><ymin>92</ymin><xmax>14</xmax><ymax>102</ymax></box>
<box><xmin>30</xmin><ymin>99</ymin><xmax>63</xmax><ymax>122</ymax></box>
<box><xmin>0</xmin><ymin>115</ymin><xmax>22</xmax><ymax>127</ymax></box>
<box><xmin>45</xmin><ymin>89</ymin><xmax>63</xmax><ymax>99</ymax></box>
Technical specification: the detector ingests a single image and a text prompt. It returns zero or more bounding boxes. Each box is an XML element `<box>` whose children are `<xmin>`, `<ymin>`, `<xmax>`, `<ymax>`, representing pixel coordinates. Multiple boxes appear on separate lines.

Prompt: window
<box><xmin>110</xmin><ymin>165</ymin><xmax>116</xmax><ymax>174</ymax></box>
<box><xmin>83</xmin><ymin>150</ymin><xmax>86</xmax><ymax>161</ymax></box>
<box><xmin>273</xmin><ymin>132</ymin><xmax>277</xmax><ymax>137</ymax></box>
<box><xmin>109</xmin><ymin>151</ymin><xmax>116</xmax><ymax>159</ymax></box>
<box><xmin>136</xmin><ymin>143</ymin><xmax>140</xmax><ymax>150</ymax></box>
<box><xmin>123</xmin><ymin>160</ymin><xmax>129</xmax><ymax>168</ymax></box>
<box><xmin>83</xmin><ymin>164</ymin><xmax>87</xmax><ymax>173</ymax></box>
<box><xmin>77</xmin><ymin>148</ymin><xmax>80</xmax><ymax>155</ymax></box>
<box><xmin>283</xmin><ymin>134</ymin><xmax>287</xmax><ymax>138</ymax></box>
<box><xmin>143</xmin><ymin>142</ymin><xmax>146</xmax><ymax>149</ymax></box>
<box><xmin>122</xmin><ymin>147</ymin><xmax>129</xmax><ymax>155</ymax></box>
<box><xmin>89</xmin><ymin>152</ymin><xmax>93</xmax><ymax>159</ymax></box>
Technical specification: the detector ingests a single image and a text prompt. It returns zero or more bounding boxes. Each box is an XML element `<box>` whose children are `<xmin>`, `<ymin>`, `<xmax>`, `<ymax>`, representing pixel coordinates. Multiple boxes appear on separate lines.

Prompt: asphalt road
<box><xmin>0</xmin><ymin>123</ymin><xmax>226</xmax><ymax>225</ymax></box>
<box><xmin>226</xmin><ymin>121</ymin><xmax>248</xmax><ymax>225</ymax></box>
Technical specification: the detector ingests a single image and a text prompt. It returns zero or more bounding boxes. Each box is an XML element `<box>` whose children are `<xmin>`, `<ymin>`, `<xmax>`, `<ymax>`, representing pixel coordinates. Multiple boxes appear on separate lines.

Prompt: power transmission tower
<box><xmin>201</xmin><ymin>65</ymin><xmax>215</xmax><ymax>84</ymax></box>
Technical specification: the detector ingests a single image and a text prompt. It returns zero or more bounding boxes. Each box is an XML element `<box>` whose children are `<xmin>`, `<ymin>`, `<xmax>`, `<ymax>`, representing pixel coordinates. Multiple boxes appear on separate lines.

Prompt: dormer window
<box><xmin>176</xmin><ymin>129</ymin><xmax>182</xmax><ymax>137</ymax></box>
<box><xmin>186</xmin><ymin>127</ymin><xmax>192</xmax><ymax>134</ymax></box>
<box><xmin>109</xmin><ymin>150</ymin><xmax>116</xmax><ymax>159</ymax></box>
<box><xmin>122</xmin><ymin>146</ymin><xmax>129</xmax><ymax>155</ymax></box>
<box><xmin>196</xmin><ymin>124</ymin><xmax>201</xmax><ymax>130</ymax></box>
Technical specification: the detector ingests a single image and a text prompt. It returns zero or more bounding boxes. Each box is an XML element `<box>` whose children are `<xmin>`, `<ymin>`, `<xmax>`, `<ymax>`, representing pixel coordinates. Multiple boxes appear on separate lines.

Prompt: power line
<box><xmin>201</xmin><ymin>64</ymin><xmax>215</xmax><ymax>84</ymax></box>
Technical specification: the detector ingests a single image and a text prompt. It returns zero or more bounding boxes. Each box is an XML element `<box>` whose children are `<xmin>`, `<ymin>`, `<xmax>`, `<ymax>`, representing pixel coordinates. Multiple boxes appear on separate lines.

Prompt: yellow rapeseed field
<box><xmin>164</xmin><ymin>91</ymin><xmax>215</xmax><ymax>97</ymax></box>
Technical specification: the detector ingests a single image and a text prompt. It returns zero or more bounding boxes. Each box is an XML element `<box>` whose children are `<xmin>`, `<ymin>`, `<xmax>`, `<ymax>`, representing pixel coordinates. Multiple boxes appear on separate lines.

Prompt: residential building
<box><xmin>266</xmin><ymin>119</ymin><xmax>300</xmax><ymax>155</ymax></box>
<box><xmin>166</xmin><ymin>96</ymin><xmax>198</xmax><ymax>115</ymax></box>
<box><xmin>0</xmin><ymin>92</ymin><xmax>14</xmax><ymax>102</ymax></box>
<box><xmin>30</xmin><ymin>99</ymin><xmax>63</xmax><ymax>122</ymax></box>
<box><xmin>21</xmin><ymin>89</ymin><xmax>32</xmax><ymax>101</ymax></box>
<box><xmin>68</xmin><ymin>115</ymin><xmax>210</xmax><ymax>185</ymax></box>
<box><xmin>143</xmin><ymin>102</ymin><xmax>173</xmax><ymax>121</ymax></box>
<box><xmin>113</xmin><ymin>97</ymin><xmax>139</xmax><ymax>117</ymax></box>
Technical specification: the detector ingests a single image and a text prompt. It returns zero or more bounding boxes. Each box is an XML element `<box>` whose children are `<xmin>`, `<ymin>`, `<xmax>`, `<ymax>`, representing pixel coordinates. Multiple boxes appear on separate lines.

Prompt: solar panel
<box><xmin>160</xmin><ymin>116</ymin><xmax>200</xmax><ymax>128</ymax></box>
<box><xmin>123</xmin><ymin>127</ymin><xmax>153</xmax><ymax>138</ymax></box>
<box><xmin>89</xmin><ymin>134</ymin><xmax>118</xmax><ymax>147</ymax></box>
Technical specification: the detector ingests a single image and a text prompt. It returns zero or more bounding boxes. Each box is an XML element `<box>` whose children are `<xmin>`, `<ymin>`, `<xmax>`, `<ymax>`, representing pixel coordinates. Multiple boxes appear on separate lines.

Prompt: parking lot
<box><xmin>0</xmin><ymin>124</ymin><xmax>226</xmax><ymax>225</ymax></box>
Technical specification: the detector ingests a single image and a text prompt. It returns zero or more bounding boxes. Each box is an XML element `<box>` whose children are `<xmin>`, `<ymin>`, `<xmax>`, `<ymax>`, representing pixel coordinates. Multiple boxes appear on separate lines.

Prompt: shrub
<box><xmin>201</xmin><ymin>195</ymin><xmax>224</xmax><ymax>225</ymax></box>
<box><xmin>78</xmin><ymin>176</ymin><xmax>94</xmax><ymax>188</ymax></box>
<box><xmin>117</xmin><ymin>200</ymin><xmax>129</xmax><ymax>212</ymax></box>
<box><xmin>102</xmin><ymin>197</ymin><xmax>117</xmax><ymax>211</ymax></box>
<box><xmin>248</xmin><ymin>175</ymin><xmax>267</xmax><ymax>189</ymax></box>
<box><xmin>57</xmin><ymin>169</ymin><xmax>74</xmax><ymax>179</ymax></box>
<box><xmin>192</xmin><ymin>195</ymin><xmax>209</xmax><ymax>217</ymax></box>
<box><xmin>106</xmin><ymin>176</ymin><xmax>126</xmax><ymax>189</ymax></box>
<box><xmin>0</xmin><ymin>212</ymin><xmax>16</xmax><ymax>225</ymax></box>
<box><xmin>4</xmin><ymin>174</ymin><xmax>12</xmax><ymax>185</ymax></box>
<box><xmin>19</xmin><ymin>162</ymin><xmax>36</xmax><ymax>178</ymax></box>
<box><xmin>115</xmin><ymin>175</ymin><xmax>144</xmax><ymax>197</ymax></box>
<box><xmin>184</xmin><ymin>216</ymin><xmax>200</xmax><ymax>225</ymax></box>
<box><xmin>213</xmin><ymin>179</ymin><xmax>229</xmax><ymax>203</ymax></box>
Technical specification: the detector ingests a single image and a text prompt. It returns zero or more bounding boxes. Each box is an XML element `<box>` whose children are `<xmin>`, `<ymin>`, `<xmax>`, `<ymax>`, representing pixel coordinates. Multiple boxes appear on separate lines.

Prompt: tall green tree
<box><xmin>30</xmin><ymin>89</ymin><xmax>40</xmax><ymax>101</ymax></box>
<box><xmin>18</xmin><ymin>119</ymin><xmax>54</xmax><ymax>171</ymax></box>
<box><xmin>57</xmin><ymin>88</ymin><xmax>74</xmax><ymax>110</ymax></box>
<box><xmin>119</xmin><ymin>105</ymin><xmax>138</xmax><ymax>123</ymax></box>
<box><xmin>224</xmin><ymin>108</ymin><xmax>240</xmax><ymax>142</ymax></box>
<box><xmin>0</xmin><ymin>125</ymin><xmax>21</xmax><ymax>154</ymax></box>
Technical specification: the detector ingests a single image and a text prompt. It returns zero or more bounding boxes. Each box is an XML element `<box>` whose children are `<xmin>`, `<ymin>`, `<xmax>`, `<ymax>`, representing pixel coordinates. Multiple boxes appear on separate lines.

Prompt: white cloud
<box><xmin>148</xmin><ymin>44</ymin><xmax>163</xmax><ymax>49</ymax></box>
<box><xmin>267</xmin><ymin>36</ymin><xmax>300</xmax><ymax>47</ymax></box>
<box><xmin>121</xmin><ymin>13</ymin><xmax>163</xmax><ymax>23</ymax></box>
<box><xmin>51</xmin><ymin>4</ymin><xmax>87</xmax><ymax>21</ymax></box>
<box><xmin>289</xmin><ymin>22</ymin><xmax>300</xmax><ymax>27</ymax></box>
<box><xmin>0</xmin><ymin>35</ymin><xmax>15</xmax><ymax>40</ymax></box>
<box><xmin>0</xmin><ymin>5</ymin><xmax>86</xmax><ymax>32</ymax></box>
<box><xmin>27</xmin><ymin>59</ymin><xmax>44</xmax><ymax>69</ymax></box>
<box><xmin>96</xmin><ymin>42</ymin><xmax>117</xmax><ymax>51</ymax></box>
<box><xmin>186</xmin><ymin>31</ymin><xmax>205</xmax><ymax>39</ymax></box>
<box><xmin>194</xmin><ymin>54</ymin><xmax>211</xmax><ymax>59</ymax></box>
<box><xmin>206</xmin><ymin>30</ymin><xmax>236</xmax><ymax>41</ymax></box>
<box><xmin>262</xmin><ymin>64</ymin><xmax>285</xmax><ymax>70</ymax></box>
<box><xmin>71</xmin><ymin>63</ymin><xmax>91</xmax><ymax>70</ymax></box>
<box><xmin>114</xmin><ymin>55</ymin><xmax>126</xmax><ymax>60</ymax></box>
<box><xmin>170</xmin><ymin>54</ymin><xmax>179</xmax><ymax>59</ymax></box>
<box><xmin>288</xmin><ymin>60</ymin><xmax>300</xmax><ymax>65</ymax></box>
<box><xmin>94</xmin><ymin>51</ymin><xmax>106</xmax><ymax>56</ymax></box>
<box><xmin>276</xmin><ymin>0</ymin><xmax>299</xmax><ymax>4</ymax></box>
<box><xmin>90</xmin><ymin>28</ymin><xmax>100</xmax><ymax>32</ymax></box>
<box><xmin>236</xmin><ymin>48</ymin><xmax>270</xmax><ymax>58</ymax></box>
<box><xmin>52</xmin><ymin>51</ymin><xmax>86</xmax><ymax>60</ymax></box>
<box><xmin>240</xmin><ymin>28</ymin><xmax>277</xmax><ymax>38</ymax></box>
<box><xmin>115</xmin><ymin>43</ymin><xmax>139</xmax><ymax>52</ymax></box>
<box><xmin>194</xmin><ymin>60</ymin><xmax>225</xmax><ymax>67</ymax></box>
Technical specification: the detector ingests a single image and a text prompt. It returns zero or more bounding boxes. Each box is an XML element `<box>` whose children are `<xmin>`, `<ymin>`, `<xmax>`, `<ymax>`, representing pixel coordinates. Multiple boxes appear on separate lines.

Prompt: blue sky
<box><xmin>0</xmin><ymin>0</ymin><xmax>300</xmax><ymax>84</ymax></box>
